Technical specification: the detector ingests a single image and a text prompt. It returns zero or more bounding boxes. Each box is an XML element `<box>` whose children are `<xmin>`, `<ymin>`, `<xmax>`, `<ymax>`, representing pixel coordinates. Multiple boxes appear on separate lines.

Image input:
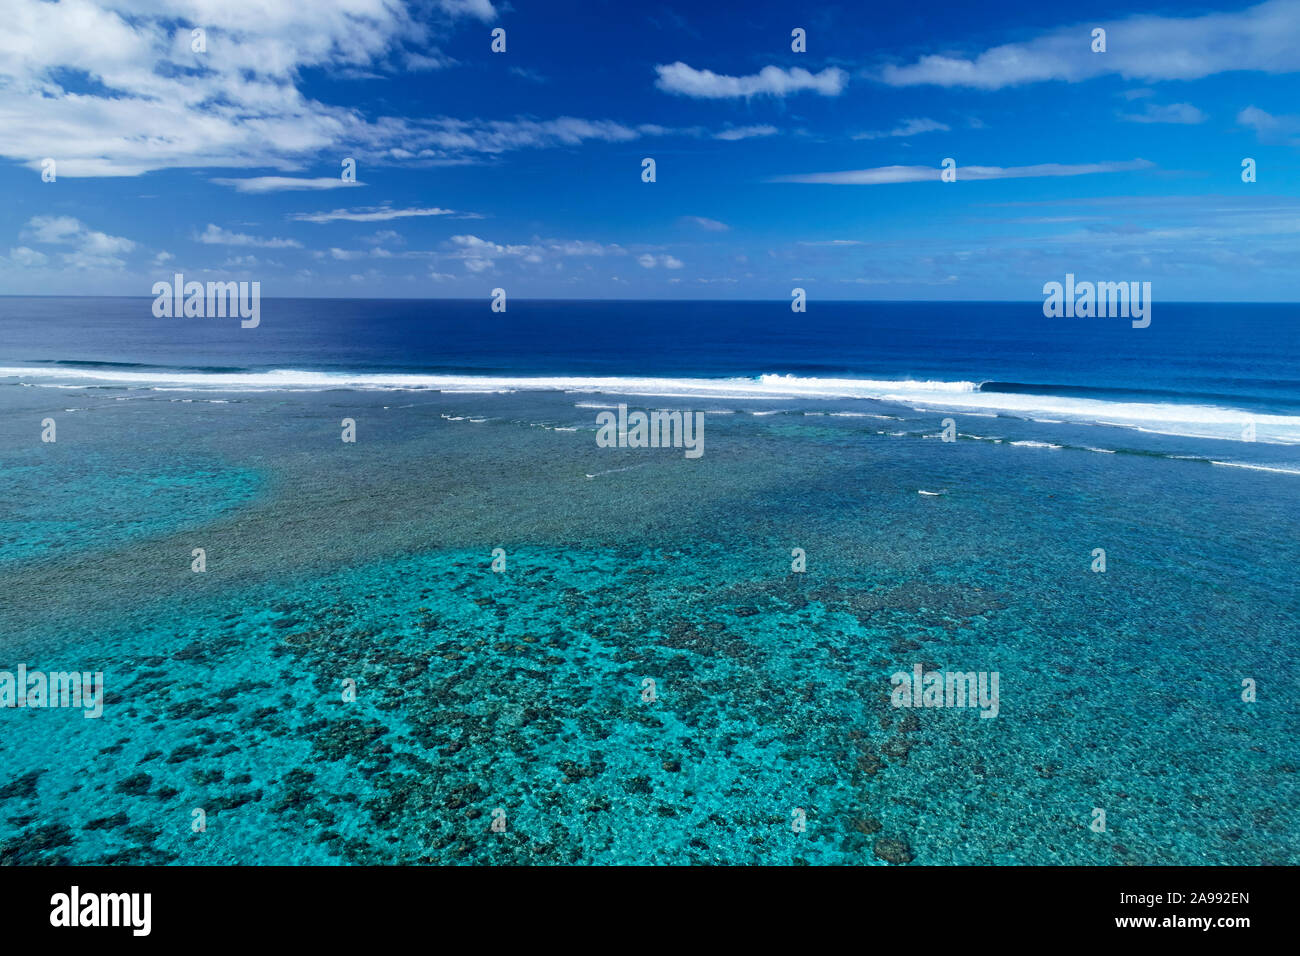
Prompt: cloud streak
<box><xmin>681</xmin><ymin>217</ymin><xmax>730</xmax><ymax>232</ymax></box>
<box><xmin>772</xmin><ymin>159</ymin><xmax>1155</xmax><ymax>185</ymax></box>
<box><xmin>879</xmin><ymin>0</ymin><xmax>1300</xmax><ymax>89</ymax></box>
<box><xmin>1119</xmin><ymin>103</ymin><xmax>1207</xmax><ymax>124</ymax></box>
<box><xmin>214</xmin><ymin>177</ymin><xmax>365</xmax><ymax>193</ymax></box>
<box><xmin>291</xmin><ymin>206</ymin><xmax>464</xmax><ymax>224</ymax></box>
<box><xmin>852</xmin><ymin>118</ymin><xmax>951</xmax><ymax>140</ymax></box>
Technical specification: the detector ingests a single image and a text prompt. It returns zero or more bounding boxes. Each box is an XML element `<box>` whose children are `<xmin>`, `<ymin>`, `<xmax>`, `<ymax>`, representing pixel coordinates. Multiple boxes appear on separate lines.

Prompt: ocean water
<box><xmin>0</xmin><ymin>297</ymin><xmax>1296</xmax><ymax>865</ymax></box>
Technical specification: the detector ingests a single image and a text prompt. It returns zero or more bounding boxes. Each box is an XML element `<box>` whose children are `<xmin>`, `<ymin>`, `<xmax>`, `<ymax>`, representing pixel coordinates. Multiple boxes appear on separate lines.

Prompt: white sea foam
<box><xmin>1210</xmin><ymin>461</ymin><xmax>1300</xmax><ymax>476</ymax></box>
<box><xmin>4</xmin><ymin>367</ymin><xmax>1298</xmax><ymax>445</ymax></box>
<box><xmin>585</xmin><ymin>463</ymin><xmax>651</xmax><ymax>479</ymax></box>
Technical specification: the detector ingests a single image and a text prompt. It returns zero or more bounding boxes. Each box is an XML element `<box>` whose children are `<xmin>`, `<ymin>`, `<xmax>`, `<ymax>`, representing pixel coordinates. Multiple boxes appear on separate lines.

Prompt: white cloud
<box><xmin>292</xmin><ymin>206</ymin><xmax>462</xmax><ymax>223</ymax></box>
<box><xmin>444</xmin><ymin>234</ymin><xmax>627</xmax><ymax>274</ymax></box>
<box><xmin>879</xmin><ymin>0</ymin><xmax>1300</xmax><ymax>89</ymax></box>
<box><xmin>404</xmin><ymin>52</ymin><xmax>455</xmax><ymax>71</ymax></box>
<box><xmin>545</xmin><ymin>240</ymin><xmax>626</xmax><ymax>256</ymax></box>
<box><xmin>1238</xmin><ymin>105</ymin><xmax>1300</xmax><ymax>142</ymax></box>
<box><xmin>197</xmin><ymin>224</ymin><xmax>302</xmax><ymax>248</ymax></box>
<box><xmin>8</xmin><ymin>246</ymin><xmax>48</xmax><ymax>268</ymax></box>
<box><xmin>637</xmin><ymin>254</ymin><xmax>684</xmax><ymax>268</ymax></box>
<box><xmin>0</xmin><ymin>1</ymin><xmax>424</xmax><ymax>176</ymax></box>
<box><xmin>451</xmin><ymin>234</ymin><xmax>529</xmax><ymax>257</ymax></box>
<box><xmin>714</xmin><ymin>125</ymin><xmax>778</xmax><ymax>141</ymax></box>
<box><xmin>773</xmin><ymin>159</ymin><xmax>1154</xmax><ymax>185</ymax></box>
<box><xmin>221</xmin><ymin>255</ymin><xmax>266</xmax><ymax>268</ymax></box>
<box><xmin>508</xmin><ymin>66</ymin><xmax>547</xmax><ymax>83</ymax></box>
<box><xmin>324</xmin><ymin>246</ymin><xmax>396</xmax><ymax>260</ymax></box>
<box><xmin>21</xmin><ymin>215</ymin><xmax>136</xmax><ymax>269</ymax></box>
<box><xmin>437</xmin><ymin>0</ymin><xmax>497</xmax><ymax>20</ymax></box>
<box><xmin>681</xmin><ymin>217</ymin><xmax>730</xmax><ymax>232</ymax></box>
<box><xmin>0</xmin><ymin>0</ymin><xmax>587</xmax><ymax>178</ymax></box>
<box><xmin>402</xmin><ymin>117</ymin><xmax>670</xmax><ymax>157</ymax></box>
<box><xmin>1119</xmin><ymin>102</ymin><xmax>1207</xmax><ymax>124</ymax></box>
<box><xmin>214</xmin><ymin>177</ymin><xmax>364</xmax><ymax>193</ymax></box>
<box><xmin>655</xmin><ymin>62</ymin><xmax>848</xmax><ymax>98</ymax></box>
<box><xmin>853</xmin><ymin>118</ymin><xmax>951</xmax><ymax>140</ymax></box>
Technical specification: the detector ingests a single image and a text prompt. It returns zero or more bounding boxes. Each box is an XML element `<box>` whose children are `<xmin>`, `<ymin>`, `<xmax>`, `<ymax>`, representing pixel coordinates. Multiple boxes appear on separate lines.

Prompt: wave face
<box><xmin>5</xmin><ymin>365</ymin><xmax>1299</xmax><ymax>445</ymax></box>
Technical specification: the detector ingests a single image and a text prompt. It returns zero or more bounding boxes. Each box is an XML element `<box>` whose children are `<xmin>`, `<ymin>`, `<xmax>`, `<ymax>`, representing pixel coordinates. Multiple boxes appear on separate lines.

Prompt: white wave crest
<box><xmin>4</xmin><ymin>366</ymin><xmax>1299</xmax><ymax>445</ymax></box>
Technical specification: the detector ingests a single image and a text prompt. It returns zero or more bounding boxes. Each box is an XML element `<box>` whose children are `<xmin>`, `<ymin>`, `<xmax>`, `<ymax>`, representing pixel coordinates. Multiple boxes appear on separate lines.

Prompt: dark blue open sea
<box><xmin>1</xmin><ymin>296</ymin><xmax>1296</xmax><ymax>864</ymax></box>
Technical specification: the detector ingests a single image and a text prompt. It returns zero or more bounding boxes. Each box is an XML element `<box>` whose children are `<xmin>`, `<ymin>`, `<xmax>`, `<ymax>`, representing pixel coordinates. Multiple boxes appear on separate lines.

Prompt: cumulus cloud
<box><xmin>637</xmin><ymin>253</ymin><xmax>684</xmax><ymax>268</ymax></box>
<box><xmin>21</xmin><ymin>216</ymin><xmax>136</xmax><ymax>269</ymax></box>
<box><xmin>1238</xmin><ymin>105</ymin><xmax>1300</xmax><ymax>143</ymax></box>
<box><xmin>197</xmin><ymin>224</ymin><xmax>302</xmax><ymax>248</ymax></box>
<box><xmin>0</xmin><ymin>1</ymin><xmax>674</xmax><ymax>177</ymax></box>
<box><xmin>7</xmin><ymin>246</ymin><xmax>48</xmax><ymax>268</ymax></box>
<box><xmin>879</xmin><ymin>1</ymin><xmax>1300</xmax><ymax>89</ymax></box>
<box><xmin>654</xmin><ymin>62</ymin><xmax>848</xmax><ymax>98</ymax></box>
<box><xmin>0</xmin><ymin>0</ymin><xmax>438</xmax><ymax>176</ymax></box>
<box><xmin>445</xmin><ymin>234</ymin><xmax>628</xmax><ymax>273</ymax></box>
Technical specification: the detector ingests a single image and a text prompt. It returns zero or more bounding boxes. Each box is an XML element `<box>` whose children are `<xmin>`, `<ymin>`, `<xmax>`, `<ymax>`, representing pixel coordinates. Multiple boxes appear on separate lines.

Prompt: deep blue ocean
<box><xmin>0</xmin><ymin>297</ymin><xmax>1296</xmax><ymax>865</ymax></box>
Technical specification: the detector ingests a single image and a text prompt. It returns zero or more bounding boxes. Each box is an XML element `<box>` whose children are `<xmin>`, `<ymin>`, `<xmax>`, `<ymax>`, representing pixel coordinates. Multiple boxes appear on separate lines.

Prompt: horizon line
<box><xmin>2</xmin><ymin>295</ymin><xmax>1299</xmax><ymax>305</ymax></box>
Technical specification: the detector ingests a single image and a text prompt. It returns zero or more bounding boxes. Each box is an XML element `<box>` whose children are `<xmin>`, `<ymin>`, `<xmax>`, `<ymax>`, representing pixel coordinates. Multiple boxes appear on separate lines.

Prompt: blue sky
<box><xmin>2</xmin><ymin>0</ymin><xmax>1299</xmax><ymax>299</ymax></box>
